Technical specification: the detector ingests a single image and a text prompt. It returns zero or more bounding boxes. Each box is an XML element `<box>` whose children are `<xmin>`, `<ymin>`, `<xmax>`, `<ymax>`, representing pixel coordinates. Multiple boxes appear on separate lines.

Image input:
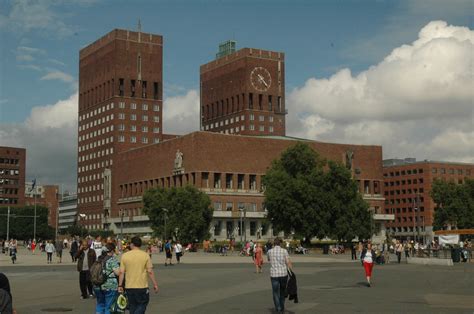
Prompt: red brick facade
<box><xmin>25</xmin><ymin>185</ymin><xmax>59</xmax><ymax>227</ymax></box>
<box><xmin>200</xmin><ymin>48</ymin><xmax>286</xmax><ymax>136</ymax></box>
<box><xmin>0</xmin><ymin>146</ymin><xmax>26</xmax><ymax>207</ymax></box>
<box><xmin>383</xmin><ymin>160</ymin><xmax>474</xmax><ymax>241</ymax></box>
<box><xmin>77</xmin><ymin>29</ymin><xmax>163</xmax><ymax>228</ymax></box>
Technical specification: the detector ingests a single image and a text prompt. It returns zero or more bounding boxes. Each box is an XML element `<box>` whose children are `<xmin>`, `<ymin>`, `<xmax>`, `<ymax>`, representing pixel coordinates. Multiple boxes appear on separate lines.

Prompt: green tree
<box><xmin>431</xmin><ymin>178</ymin><xmax>474</xmax><ymax>230</ymax></box>
<box><xmin>263</xmin><ymin>142</ymin><xmax>371</xmax><ymax>243</ymax></box>
<box><xmin>143</xmin><ymin>185</ymin><xmax>213</xmax><ymax>244</ymax></box>
<box><xmin>0</xmin><ymin>206</ymin><xmax>55</xmax><ymax>240</ymax></box>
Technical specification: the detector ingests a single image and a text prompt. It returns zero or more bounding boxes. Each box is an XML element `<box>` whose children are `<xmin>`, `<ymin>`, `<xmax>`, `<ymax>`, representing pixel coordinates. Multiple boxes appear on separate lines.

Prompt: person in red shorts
<box><xmin>360</xmin><ymin>242</ymin><xmax>376</xmax><ymax>287</ymax></box>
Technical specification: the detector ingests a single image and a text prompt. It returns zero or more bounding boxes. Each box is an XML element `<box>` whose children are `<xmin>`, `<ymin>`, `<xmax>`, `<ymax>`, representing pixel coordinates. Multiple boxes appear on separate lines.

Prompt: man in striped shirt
<box><xmin>267</xmin><ymin>238</ymin><xmax>292</xmax><ymax>313</ymax></box>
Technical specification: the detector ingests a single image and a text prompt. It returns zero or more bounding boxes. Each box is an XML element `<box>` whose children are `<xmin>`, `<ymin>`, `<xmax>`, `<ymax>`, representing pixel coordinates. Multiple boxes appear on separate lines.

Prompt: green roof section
<box><xmin>216</xmin><ymin>40</ymin><xmax>236</xmax><ymax>59</ymax></box>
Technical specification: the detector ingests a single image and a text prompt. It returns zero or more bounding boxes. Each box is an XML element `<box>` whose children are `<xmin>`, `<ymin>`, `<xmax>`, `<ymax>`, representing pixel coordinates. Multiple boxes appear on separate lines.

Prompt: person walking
<box><xmin>351</xmin><ymin>243</ymin><xmax>357</xmax><ymax>260</ymax></box>
<box><xmin>174</xmin><ymin>241</ymin><xmax>183</xmax><ymax>264</ymax></box>
<box><xmin>404</xmin><ymin>241</ymin><xmax>410</xmax><ymax>261</ymax></box>
<box><xmin>361</xmin><ymin>242</ymin><xmax>376</xmax><ymax>287</ymax></box>
<box><xmin>118</xmin><ymin>236</ymin><xmax>159</xmax><ymax>314</ymax></box>
<box><xmin>164</xmin><ymin>238</ymin><xmax>173</xmax><ymax>266</ymax></box>
<box><xmin>56</xmin><ymin>240</ymin><xmax>64</xmax><ymax>263</ymax></box>
<box><xmin>91</xmin><ymin>235</ymin><xmax>104</xmax><ymax>258</ymax></box>
<box><xmin>94</xmin><ymin>243</ymin><xmax>120</xmax><ymax>314</ymax></box>
<box><xmin>45</xmin><ymin>240</ymin><xmax>55</xmax><ymax>264</ymax></box>
<box><xmin>254</xmin><ymin>242</ymin><xmax>263</xmax><ymax>273</ymax></box>
<box><xmin>70</xmin><ymin>238</ymin><xmax>78</xmax><ymax>262</ymax></box>
<box><xmin>395</xmin><ymin>240</ymin><xmax>403</xmax><ymax>264</ymax></box>
<box><xmin>76</xmin><ymin>240</ymin><xmax>97</xmax><ymax>299</ymax></box>
<box><xmin>267</xmin><ymin>238</ymin><xmax>292</xmax><ymax>313</ymax></box>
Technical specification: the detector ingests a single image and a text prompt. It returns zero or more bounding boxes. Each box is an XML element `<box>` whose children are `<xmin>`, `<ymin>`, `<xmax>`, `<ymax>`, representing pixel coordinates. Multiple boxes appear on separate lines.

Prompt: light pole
<box><xmin>6</xmin><ymin>206</ymin><xmax>10</xmax><ymax>241</ymax></box>
<box><xmin>238</xmin><ymin>207</ymin><xmax>244</xmax><ymax>243</ymax></box>
<box><xmin>162</xmin><ymin>208</ymin><xmax>168</xmax><ymax>240</ymax></box>
<box><xmin>33</xmin><ymin>185</ymin><xmax>37</xmax><ymax>241</ymax></box>
<box><xmin>119</xmin><ymin>209</ymin><xmax>124</xmax><ymax>240</ymax></box>
<box><xmin>78</xmin><ymin>213</ymin><xmax>86</xmax><ymax>239</ymax></box>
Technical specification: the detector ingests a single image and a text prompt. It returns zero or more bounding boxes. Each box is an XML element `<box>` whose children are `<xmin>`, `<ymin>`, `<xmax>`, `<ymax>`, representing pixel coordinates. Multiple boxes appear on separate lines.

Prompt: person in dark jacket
<box><xmin>70</xmin><ymin>239</ymin><xmax>79</xmax><ymax>262</ymax></box>
<box><xmin>285</xmin><ymin>269</ymin><xmax>298</xmax><ymax>303</ymax></box>
<box><xmin>360</xmin><ymin>243</ymin><xmax>376</xmax><ymax>287</ymax></box>
<box><xmin>0</xmin><ymin>272</ymin><xmax>15</xmax><ymax>314</ymax></box>
<box><xmin>76</xmin><ymin>240</ymin><xmax>97</xmax><ymax>299</ymax></box>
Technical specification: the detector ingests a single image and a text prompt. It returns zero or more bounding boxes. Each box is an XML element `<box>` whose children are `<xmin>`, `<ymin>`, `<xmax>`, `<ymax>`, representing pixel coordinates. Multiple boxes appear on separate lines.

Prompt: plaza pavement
<box><xmin>1</xmin><ymin>248</ymin><xmax>473</xmax><ymax>313</ymax></box>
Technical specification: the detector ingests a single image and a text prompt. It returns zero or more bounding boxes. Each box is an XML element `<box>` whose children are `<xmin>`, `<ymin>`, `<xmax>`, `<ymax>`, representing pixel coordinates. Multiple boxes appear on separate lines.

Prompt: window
<box><xmin>226</xmin><ymin>202</ymin><xmax>233</xmax><ymax>211</ymax></box>
<box><xmin>214</xmin><ymin>202</ymin><xmax>222</xmax><ymax>210</ymax></box>
<box><xmin>131</xmin><ymin>80</ymin><xmax>136</xmax><ymax>97</ymax></box>
<box><xmin>142</xmin><ymin>115</ymin><xmax>148</xmax><ymax>122</ymax></box>
<box><xmin>118</xmin><ymin>113</ymin><xmax>125</xmax><ymax>120</ymax></box>
<box><xmin>214</xmin><ymin>173</ymin><xmax>221</xmax><ymax>189</ymax></box>
<box><xmin>119</xmin><ymin>78</ymin><xmax>124</xmax><ymax>96</ymax></box>
<box><xmin>449</xmin><ymin>169</ymin><xmax>454</xmax><ymax>174</ymax></box>
<box><xmin>269</xmin><ymin>116</ymin><xmax>273</xmax><ymax>122</ymax></box>
<box><xmin>131</xmin><ymin>114</ymin><xmax>137</xmax><ymax>121</ymax></box>
<box><xmin>153</xmin><ymin>104</ymin><xmax>160</xmax><ymax>112</ymax></box>
<box><xmin>250</xmin><ymin>175</ymin><xmax>257</xmax><ymax>190</ymax></box>
<box><xmin>142</xmin><ymin>103</ymin><xmax>148</xmax><ymax>111</ymax></box>
<box><xmin>258</xmin><ymin>94</ymin><xmax>263</xmax><ymax>110</ymax></box>
<box><xmin>259</xmin><ymin>115</ymin><xmax>264</xmax><ymax>122</ymax></box>
<box><xmin>277</xmin><ymin>96</ymin><xmax>282</xmax><ymax>111</ymax></box>
<box><xmin>142</xmin><ymin>126</ymin><xmax>148</xmax><ymax>132</ymax></box>
<box><xmin>226</xmin><ymin>174</ymin><xmax>233</xmax><ymax>189</ymax></box>
<box><xmin>153</xmin><ymin>82</ymin><xmax>159</xmax><ymax>100</ymax></box>
<box><xmin>250</xmin><ymin>221</ymin><xmax>256</xmax><ymax>236</ymax></box>
<box><xmin>119</xmin><ymin>102</ymin><xmax>125</xmax><ymax>109</ymax></box>
<box><xmin>250</xmin><ymin>114</ymin><xmax>254</xmax><ymax>121</ymax></box>
<box><xmin>130</xmin><ymin>136</ymin><xmax>137</xmax><ymax>143</ymax></box>
<box><xmin>259</xmin><ymin>126</ymin><xmax>264</xmax><ymax>132</ymax></box>
<box><xmin>153</xmin><ymin>138</ymin><xmax>160</xmax><ymax>144</ymax></box>
<box><xmin>432</xmin><ymin>168</ymin><xmax>437</xmax><ymax>174</ymax></box>
<box><xmin>268</xmin><ymin>95</ymin><xmax>272</xmax><ymax>111</ymax></box>
<box><xmin>153</xmin><ymin>127</ymin><xmax>160</xmax><ymax>133</ymax></box>
<box><xmin>250</xmin><ymin>124</ymin><xmax>254</xmax><ymax>131</ymax></box>
<box><xmin>249</xmin><ymin>93</ymin><xmax>253</xmax><ymax>109</ymax></box>
<box><xmin>238</xmin><ymin>174</ymin><xmax>245</xmax><ymax>189</ymax></box>
<box><xmin>131</xmin><ymin>103</ymin><xmax>137</xmax><ymax>110</ymax></box>
<box><xmin>241</xmin><ymin>115</ymin><xmax>245</xmax><ymax>121</ymax></box>
<box><xmin>202</xmin><ymin>172</ymin><xmax>209</xmax><ymax>188</ymax></box>
<box><xmin>142</xmin><ymin>81</ymin><xmax>147</xmax><ymax>98</ymax></box>
<box><xmin>457</xmin><ymin>169</ymin><xmax>463</xmax><ymax>175</ymax></box>
<box><xmin>142</xmin><ymin>137</ymin><xmax>148</xmax><ymax>144</ymax></box>
<box><xmin>130</xmin><ymin>125</ymin><xmax>136</xmax><ymax>132</ymax></box>
<box><xmin>441</xmin><ymin>168</ymin><xmax>446</xmax><ymax>174</ymax></box>
<box><xmin>269</xmin><ymin>126</ymin><xmax>274</xmax><ymax>133</ymax></box>
<box><xmin>118</xmin><ymin>135</ymin><xmax>125</xmax><ymax>142</ymax></box>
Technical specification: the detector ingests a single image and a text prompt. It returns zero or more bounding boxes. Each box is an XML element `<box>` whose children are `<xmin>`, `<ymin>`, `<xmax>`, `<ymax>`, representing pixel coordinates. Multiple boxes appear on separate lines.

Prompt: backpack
<box><xmin>90</xmin><ymin>255</ymin><xmax>112</xmax><ymax>286</ymax></box>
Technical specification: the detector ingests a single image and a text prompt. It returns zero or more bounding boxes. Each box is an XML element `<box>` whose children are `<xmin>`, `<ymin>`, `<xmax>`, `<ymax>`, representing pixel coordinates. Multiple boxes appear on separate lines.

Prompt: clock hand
<box><xmin>257</xmin><ymin>74</ymin><xmax>269</xmax><ymax>87</ymax></box>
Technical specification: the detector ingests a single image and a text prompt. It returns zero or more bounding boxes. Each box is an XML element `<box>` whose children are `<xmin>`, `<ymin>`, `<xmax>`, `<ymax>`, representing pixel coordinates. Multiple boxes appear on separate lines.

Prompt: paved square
<box><xmin>2</xmin><ymin>250</ymin><xmax>473</xmax><ymax>313</ymax></box>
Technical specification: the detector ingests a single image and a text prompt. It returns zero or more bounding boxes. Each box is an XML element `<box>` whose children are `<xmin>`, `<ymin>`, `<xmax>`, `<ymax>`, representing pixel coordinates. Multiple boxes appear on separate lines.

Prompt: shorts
<box><xmin>166</xmin><ymin>251</ymin><xmax>172</xmax><ymax>258</ymax></box>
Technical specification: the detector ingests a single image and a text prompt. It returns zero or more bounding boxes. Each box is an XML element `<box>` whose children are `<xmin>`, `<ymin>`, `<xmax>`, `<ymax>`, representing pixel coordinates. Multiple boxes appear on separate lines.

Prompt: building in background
<box><xmin>77</xmin><ymin>28</ymin><xmax>164</xmax><ymax>229</ymax></box>
<box><xmin>383</xmin><ymin>158</ymin><xmax>474</xmax><ymax>243</ymax></box>
<box><xmin>25</xmin><ymin>183</ymin><xmax>59</xmax><ymax>227</ymax></box>
<box><xmin>58</xmin><ymin>193</ymin><xmax>78</xmax><ymax>231</ymax></box>
<box><xmin>0</xmin><ymin>146</ymin><xmax>26</xmax><ymax>207</ymax></box>
<box><xmin>200</xmin><ymin>44</ymin><xmax>286</xmax><ymax>136</ymax></box>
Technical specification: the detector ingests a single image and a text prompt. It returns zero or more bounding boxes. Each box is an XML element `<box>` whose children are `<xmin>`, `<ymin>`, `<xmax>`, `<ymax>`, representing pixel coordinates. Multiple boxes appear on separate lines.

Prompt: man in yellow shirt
<box><xmin>118</xmin><ymin>236</ymin><xmax>159</xmax><ymax>314</ymax></box>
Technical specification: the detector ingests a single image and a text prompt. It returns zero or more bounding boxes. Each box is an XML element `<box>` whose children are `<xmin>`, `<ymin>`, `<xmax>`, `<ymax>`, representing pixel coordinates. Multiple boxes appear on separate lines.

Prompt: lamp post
<box><xmin>162</xmin><ymin>208</ymin><xmax>168</xmax><ymax>240</ymax></box>
<box><xmin>6</xmin><ymin>206</ymin><xmax>10</xmax><ymax>241</ymax></box>
<box><xmin>78</xmin><ymin>213</ymin><xmax>86</xmax><ymax>239</ymax></box>
<box><xmin>119</xmin><ymin>209</ymin><xmax>124</xmax><ymax>241</ymax></box>
<box><xmin>238</xmin><ymin>207</ymin><xmax>244</xmax><ymax>243</ymax></box>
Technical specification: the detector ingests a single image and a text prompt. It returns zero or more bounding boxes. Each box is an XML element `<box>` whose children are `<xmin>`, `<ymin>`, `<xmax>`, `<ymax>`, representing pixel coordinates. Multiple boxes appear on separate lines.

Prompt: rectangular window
<box><xmin>118</xmin><ymin>124</ymin><xmax>125</xmax><ymax>131</ymax></box>
<box><xmin>226</xmin><ymin>174</ymin><xmax>233</xmax><ymax>189</ymax></box>
<box><xmin>130</xmin><ymin>125</ymin><xmax>136</xmax><ymax>132</ymax></box>
<box><xmin>259</xmin><ymin>125</ymin><xmax>264</xmax><ymax>131</ymax></box>
<box><xmin>153</xmin><ymin>104</ymin><xmax>160</xmax><ymax>112</ymax></box>
<box><xmin>202</xmin><ymin>172</ymin><xmax>209</xmax><ymax>188</ymax></box>
<box><xmin>269</xmin><ymin>126</ymin><xmax>274</xmax><ymax>133</ymax></box>
<box><xmin>119</xmin><ymin>78</ymin><xmax>124</xmax><ymax>96</ymax></box>
<box><xmin>142</xmin><ymin>126</ymin><xmax>148</xmax><ymax>132</ymax></box>
<box><xmin>118</xmin><ymin>113</ymin><xmax>125</xmax><ymax>120</ymax></box>
<box><xmin>153</xmin><ymin>127</ymin><xmax>160</xmax><ymax>133</ymax></box>
<box><xmin>250</xmin><ymin>114</ymin><xmax>254</xmax><ymax>121</ymax></box>
<box><xmin>250</xmin><ymin>175</ymin><xmax>257</xmax><ymax>190</ymax></box>
<box><xmin>277</xmin><ymin>96</ymin><xmax>282</xmax><ymax>112</ymax></box>
<box><xmin>250</xmin><ymin>124</ymin><xmax>254</xmax><ymax>131</ymax></box>
<box><xmin>154</xmin><ymin>138</ymin><xmax>160</xmax><ymax>144</ymax></box>
<box><xmin>214</xmin><ymin>173</ymin><xmax>221</xmax><ymax>189</ymax></box>
<box><xmin>269</xmin><ymin>116</ymin><xmax>274</xmax><ymax>123</ymax></box>
<box><xmin>143</xmin><ymin>115</ymin><xmax>148</xmax><ymax>121</ymax></box>
<box><xmin>131</xmin><ymin>103</ymin><xmax>137</xmax><ymax>110</ymax></box>
<box><xmin>258</xmin><ymin>94</ymin><xmax>263</xmax><ymax>110</ymax></box>
<box><xmin>119</xmin><ymin>102</ymin><xmax>125</xmax><ymax>109</ymax></box>
<box><xmin>142</xmin><ymin>137</ymin><xmax>148</xmax><ymax>144</ymax></box>
<box><xmin>226</xmin><ymin>202</ymin><xmax>233</xmax><ymax>211</ymax></box>
<box><xmin>268</xmin><ymin>95</ymin><xmax>272</xmax><ymax>111</ymax></box>
<box><xmin>153</xmin><ymin>82</ymin><xmax>159</xmax><ymax>100</ymax></box>
<box><xmin>441</xmin><ymin>168</ymin><xmax>446</xmax><ymax>174</ymax></box>
<box><xmin>214</xmin><ymin>202</ymin><xmax>222</xmax><ymax>210</ymax></box>
<box><xmin>142</xmin><ymin>81</ymin><xmax>147</xmax><ymax>98</ymax></box>
<box><xmin>142</xmin><ymin>103</ymin><xmax>148</xmax><ymax>111</ymax></box>
<box><xmin>130</xmin><ymin>136</ymin><xmax>137</xmax><ymax>143</ymax></box>
<box><xmin>131</xmin><ymin>80</ymin><xmax>136</xmax><ymax>97</ymax></box>
<box><xmin>153</xmin><ymin>116</ymin><xmax>159</xmax><ymax>123</ymax></box>
<box><xmin>259</xmin><ymin>115</ymin><xmax>264</xmax><ymax>122</ymax></box>
<box><xmin>249</xmin><ymin>93</ymin><xmax>253</xmax><ymax>109</ymax></box>
<box><xmin>432</xmin><ymin>168</ymin><xmax>437</xmax><ymax>174</ymax></box>
<box><xmin>131</xmin><ymin>114</ymin><xmax>136</xmax><ymax>121</ymax></box>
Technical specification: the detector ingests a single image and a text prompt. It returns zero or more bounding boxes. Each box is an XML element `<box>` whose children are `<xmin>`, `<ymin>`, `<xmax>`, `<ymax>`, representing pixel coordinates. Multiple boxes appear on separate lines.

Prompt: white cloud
<box><xmin>163</xmin><ymin>90</ymin><xmax>200</xmax><ymax>135</ymax></box>
<box><xmin>288</xmin><ymin>21</ymin><xmax>474</xmax><ymax>163</ymax></box>
<box><xmin>0</xmin><ymin>92</ymin><xmax>78</xmax><ymax>191</ymax></box>
<box><xmin>0</xmin><ymin>0</ymin><xmax>75</xmax><ymax>38</ymax></box>
<box><xmin>40</xmin><ymin>70</ymin><xmax>74</xmax><ymax>83</ymax></box>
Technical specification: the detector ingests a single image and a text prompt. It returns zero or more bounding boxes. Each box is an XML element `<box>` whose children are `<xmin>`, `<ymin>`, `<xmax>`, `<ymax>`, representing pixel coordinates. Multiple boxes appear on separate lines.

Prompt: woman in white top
<box><xmin>360</xmin><ymin>242</ymin><xmax>375</xmax><ymax>287</ymax></box>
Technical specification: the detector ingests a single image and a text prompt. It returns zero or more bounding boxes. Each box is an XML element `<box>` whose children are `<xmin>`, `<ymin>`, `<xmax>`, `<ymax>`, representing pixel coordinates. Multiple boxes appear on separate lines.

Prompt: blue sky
<box><xmin>1</xmin><ymin>0</ymin><xmax>472</xmax><ymax>123</ymax></box>
<box><xmin>0</xmin><ymin>0</ymin><xmax>472</xmax><ymax>190</ymax></box>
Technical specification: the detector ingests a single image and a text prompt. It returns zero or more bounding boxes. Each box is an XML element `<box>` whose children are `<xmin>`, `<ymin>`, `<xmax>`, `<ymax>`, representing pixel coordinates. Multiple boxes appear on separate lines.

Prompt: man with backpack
<box><xmin>164</xmin><ymin>238</ymin><xmax>173</xmax><ymax>266</ymax></box>
<box><xmin>91</xmin><ymin>242</ymin><xmax>120</xmax><ymax>314</ymax></box>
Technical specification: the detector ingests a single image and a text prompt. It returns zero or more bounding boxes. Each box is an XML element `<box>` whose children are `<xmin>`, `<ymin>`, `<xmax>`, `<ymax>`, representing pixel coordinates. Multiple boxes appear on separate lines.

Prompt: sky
<box><xmin>0</xmin><ymin>0</ymin><xmax>473</xmax><ymax>192</ymax></box>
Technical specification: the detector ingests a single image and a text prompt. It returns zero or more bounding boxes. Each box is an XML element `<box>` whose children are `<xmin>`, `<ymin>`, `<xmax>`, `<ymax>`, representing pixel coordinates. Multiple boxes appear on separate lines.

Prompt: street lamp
<box><xmin>78</xmin><ymin>213</ymin><xmax>86</xmax><ymax>239</ymax></box>
<box><xmin>119</xmin><ymin>209</ymin><xmax>124</xmax><ymax>241</ymax></box>
<box><xmin>162</xmin><ymin>208</ymin><xmax>168</xmax><ymax>240</ymax></box>
<box><xmin>238</xmin><ymin>206</ymin><xmax>244</xmax><ymax>243</ymax></box>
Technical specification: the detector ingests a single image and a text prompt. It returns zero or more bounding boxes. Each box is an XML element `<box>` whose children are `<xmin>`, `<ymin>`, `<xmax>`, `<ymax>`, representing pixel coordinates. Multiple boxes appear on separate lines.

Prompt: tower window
<box><xmin>249</xmin><ymin>93</ymin><xmax>253</xmax><ymax>109</ymax></box>
<box><xmin>119</xmin><ymin>78</ymin><xmax>124</xmax><ymax>96</ymax></box>
<box><xmin>268</xmin><ymin>95</ymin><xmax>272</xmax><ymax>111</ymax></box>
<box><xmin>153</xmin><ymin>82</ymin><xmax>159</xmax><ymax>100</ymax></box>
<box><xmin>258</xmin><ymin>94</ymin><xmax>263</xmax><ymax>110</ymax></box>
<box><xmin>131</xmin><ymin>80</ymin><xmax>136</xmax><ymax>97</ymax></box>
<box><xmin>142</xmin><ymin>81</ymin><xmax>147</xmax><ymax>98</ymax></box>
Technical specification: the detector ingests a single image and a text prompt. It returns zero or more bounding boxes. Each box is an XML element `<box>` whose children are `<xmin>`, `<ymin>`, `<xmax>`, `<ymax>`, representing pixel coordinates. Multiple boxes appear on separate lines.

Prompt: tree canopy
<box><xmin>263</xmin><ymin>142</ymin><xmax>371</xmax><ymax>242</ymax></box>
<box><xmin>431</xmin><ymin>178</ymin><xmax>474</xmax><ymax>230</ymax></box>
<box><xmin>142</xmin><ymin>185</ymin><xmax>213</xmax><ymax>244</ymax></box>
<box><xmin>0</xmin><ymin>206</ymin><xmax>54</xmax><ymax>240</ymax></box>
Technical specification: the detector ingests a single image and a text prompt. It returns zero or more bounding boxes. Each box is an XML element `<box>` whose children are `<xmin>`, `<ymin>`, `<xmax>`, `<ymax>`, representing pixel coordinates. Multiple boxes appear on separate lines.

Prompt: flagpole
<box><xmin>34</xmin><ymin>183</ymin><xmax>37</xmax><ymax>241</ymax></box>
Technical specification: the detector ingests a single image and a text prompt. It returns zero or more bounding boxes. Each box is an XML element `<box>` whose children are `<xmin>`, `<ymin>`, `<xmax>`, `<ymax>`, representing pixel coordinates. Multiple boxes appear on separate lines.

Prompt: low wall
<box><xmin>407</xmin><ymin>257</ymin><xmax>453</xmax><ymax>266</ymax></box>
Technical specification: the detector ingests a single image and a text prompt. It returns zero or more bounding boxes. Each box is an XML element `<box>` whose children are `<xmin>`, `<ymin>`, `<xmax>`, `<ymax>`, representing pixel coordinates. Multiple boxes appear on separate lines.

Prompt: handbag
<box><xmin>110</xmin><ymin>292</ymin><xmax>127</xmax><ymax>314</ymax></box>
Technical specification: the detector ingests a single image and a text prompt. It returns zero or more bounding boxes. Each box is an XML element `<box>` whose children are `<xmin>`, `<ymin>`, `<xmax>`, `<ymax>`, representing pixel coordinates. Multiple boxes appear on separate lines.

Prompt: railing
<box><xmin>409</xmin><ymin>248</ymin><xmax>472</xmax><ymax>261</ymax></box>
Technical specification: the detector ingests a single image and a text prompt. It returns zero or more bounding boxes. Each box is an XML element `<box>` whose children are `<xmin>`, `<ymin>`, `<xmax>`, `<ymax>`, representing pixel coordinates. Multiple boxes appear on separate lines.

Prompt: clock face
<box><xmin>250</xmin><ymin>67</ymin><xmax>271</xmax><ymax>92</ymax></box>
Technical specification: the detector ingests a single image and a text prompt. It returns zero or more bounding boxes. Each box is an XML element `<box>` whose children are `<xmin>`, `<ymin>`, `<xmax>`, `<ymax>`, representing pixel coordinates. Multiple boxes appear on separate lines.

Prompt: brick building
<box><xmin>383</xmin><ymin>158</ymin><xmax>474</xmax><ymax>243</ymax></box>
<box><xmin>77</xmin><ymin>29</ymin><xmax>164</xmax><ymax>229</ymax></box>
<box><xmin>105</xmin><ymin>132</ymin><xmax>386</xmax><ymax>240</ymax></box>
<box><xmin>200</xmin><ymin>42</ymin><xmax>286</xmax><ymax>136</ymax></box>
<box><xmin>77</xmin><ymin>29</ymin><xmax>389</xmax><ymax>241</ymax></box>
<box><xmin>0</xmin><ymin>146</ymin><xmax>26</xmax><ymax>207</ymax></box>
<box><xmin>25</xmin><ymin>183</ymin><xmax>59</xmax><ymax>227</ymax></box>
